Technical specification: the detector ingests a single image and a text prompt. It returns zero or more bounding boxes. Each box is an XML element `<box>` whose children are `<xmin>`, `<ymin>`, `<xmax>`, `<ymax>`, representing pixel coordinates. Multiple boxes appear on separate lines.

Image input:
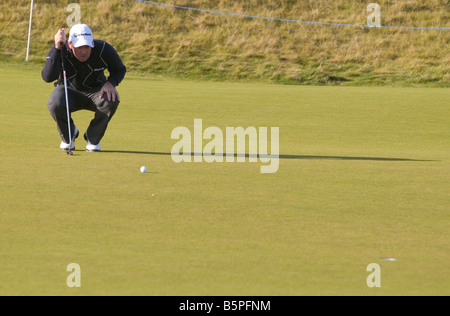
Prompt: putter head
<box><xmin>66</xmin><ymin>150</ymin><xmax>73</xmax><ymax>156</ymax></box>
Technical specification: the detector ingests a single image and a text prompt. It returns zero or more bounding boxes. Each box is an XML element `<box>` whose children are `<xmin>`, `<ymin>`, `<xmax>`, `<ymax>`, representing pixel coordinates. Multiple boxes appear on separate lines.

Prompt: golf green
<box><xmin>0</xmin><ymin>62</ymin><xmax>448</xmax><ymax>295</ymax></box>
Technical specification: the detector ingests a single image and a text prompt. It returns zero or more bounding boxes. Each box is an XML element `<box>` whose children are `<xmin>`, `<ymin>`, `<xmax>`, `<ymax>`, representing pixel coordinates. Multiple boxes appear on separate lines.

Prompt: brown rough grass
<box><xmin>0</xmin><ymin>0</ymin><xmax>448</xmax><ymax>85</ymax></box>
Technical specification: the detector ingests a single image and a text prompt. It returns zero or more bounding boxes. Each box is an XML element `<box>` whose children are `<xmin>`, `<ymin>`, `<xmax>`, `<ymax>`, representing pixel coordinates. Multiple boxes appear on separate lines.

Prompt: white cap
<box><xmin>69</xmin><ymin>24</ymin><xmax>94</xmax><ymax>48</ymax></box>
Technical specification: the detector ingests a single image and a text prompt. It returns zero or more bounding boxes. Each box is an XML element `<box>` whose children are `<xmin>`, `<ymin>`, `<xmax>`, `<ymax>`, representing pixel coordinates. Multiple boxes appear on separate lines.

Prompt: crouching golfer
<box><xmin>42</xmin><ymin>24</ymin><xmax>126</xmax><ymax>152</ymax></box>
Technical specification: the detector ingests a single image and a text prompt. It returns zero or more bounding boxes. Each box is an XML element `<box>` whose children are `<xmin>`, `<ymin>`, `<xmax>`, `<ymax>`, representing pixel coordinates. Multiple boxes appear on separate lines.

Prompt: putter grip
<box><xmin>60</xmin><ymin>45</ymin><xmax>66</xmax><ymax>69</ymax></box>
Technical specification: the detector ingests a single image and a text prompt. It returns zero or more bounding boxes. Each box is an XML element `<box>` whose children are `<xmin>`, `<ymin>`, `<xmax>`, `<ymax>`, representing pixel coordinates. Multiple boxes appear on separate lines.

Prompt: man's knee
<box><xmin>98</xmin><ymin>94</ymin><xmax>119</xmax><ymax>117</ymax></box>
<box><xmin>48</xmin><ymin>86</ymin><xmax>66</xmax><ymax>116</ymax></box>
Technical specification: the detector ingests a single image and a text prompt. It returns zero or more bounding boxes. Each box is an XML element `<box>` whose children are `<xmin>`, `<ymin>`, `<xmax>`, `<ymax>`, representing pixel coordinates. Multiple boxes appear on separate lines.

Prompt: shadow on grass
<box><xmin>101</xmin><ymin>150</ymin><xmax>436</xmax><ymax>162</ymax></box>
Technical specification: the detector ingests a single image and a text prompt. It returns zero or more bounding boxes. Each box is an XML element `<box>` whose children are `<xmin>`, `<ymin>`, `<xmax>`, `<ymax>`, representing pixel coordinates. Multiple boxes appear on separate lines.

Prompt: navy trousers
<box><xmin>47</xmin><ymin>85</ymin><xmax>119</xmax><ymax>145</ymax></box>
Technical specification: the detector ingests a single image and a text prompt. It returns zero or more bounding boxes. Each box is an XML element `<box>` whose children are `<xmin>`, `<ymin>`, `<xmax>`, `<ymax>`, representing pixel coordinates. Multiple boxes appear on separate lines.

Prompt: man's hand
<box><xmin>100</xmin><ymin>81</ymin><xmax>120</xmax><ymax>103</ymax></box>
<box><xmin>55</xmin><ymin>28</ymin><xmax>67</xmax><ymax>50</ymax></box>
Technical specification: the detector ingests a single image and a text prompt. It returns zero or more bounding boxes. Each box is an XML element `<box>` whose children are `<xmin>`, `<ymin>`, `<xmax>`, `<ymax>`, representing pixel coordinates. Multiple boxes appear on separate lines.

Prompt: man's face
<box><xmin>68</xmin><ymin>42</ymin><xmax>92</xmax><ymax>62</ymax></box>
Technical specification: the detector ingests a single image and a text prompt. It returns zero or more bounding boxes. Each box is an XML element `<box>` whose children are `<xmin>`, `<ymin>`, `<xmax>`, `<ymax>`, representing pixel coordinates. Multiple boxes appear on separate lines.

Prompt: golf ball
<box><xmin>380</xmin><ymin>258</ymin><xmax>397</xmax><ymax>262</ymax></box>
<box><xmin>140</xmin><ymin>166</ymin><xmax>147</xmax><ymax>173</ymax></box>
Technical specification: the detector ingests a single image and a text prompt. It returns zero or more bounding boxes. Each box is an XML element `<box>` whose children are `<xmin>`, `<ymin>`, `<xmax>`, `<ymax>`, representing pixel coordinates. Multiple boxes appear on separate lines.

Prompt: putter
<box><xmin>60</xmin><ymin>29</ymin><xmax>73</xmax><ymax>156</ymax></box>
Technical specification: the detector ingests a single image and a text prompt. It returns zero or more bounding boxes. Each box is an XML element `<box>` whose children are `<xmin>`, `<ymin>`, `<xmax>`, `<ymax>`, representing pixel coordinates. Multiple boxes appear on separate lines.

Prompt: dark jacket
<box><xmin>42</xmin><ymin>39</ymin><xmax>126</xmax><ymax>91</ymax></box>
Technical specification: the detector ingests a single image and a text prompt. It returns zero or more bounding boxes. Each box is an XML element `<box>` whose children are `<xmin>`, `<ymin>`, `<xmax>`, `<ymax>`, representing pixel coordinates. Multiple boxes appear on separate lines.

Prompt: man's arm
<box><xmin>41</xmin><ymin>46</ymin><xmax>62</xmax><ymax>83</ymax></box>
<box><xmin>99</xmin><ymin>42</ymin><xmax>127</xmax><ymax>102</ymax></box>
<box><xmin>103</xmin><ymin>42</ymin><xmax>127</xmax><ymax>88</ymax></box>
<box><xmin>41</xmin><ymin>28</ymin><xmax>66</xmax><ymax>83</ymax></box>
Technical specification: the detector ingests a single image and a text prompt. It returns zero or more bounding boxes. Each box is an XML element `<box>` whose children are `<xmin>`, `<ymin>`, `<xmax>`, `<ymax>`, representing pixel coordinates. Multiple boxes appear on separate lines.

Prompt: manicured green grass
<box><xmin>0</xmin><ymin>62</ymin><xmax>449</xmax><ymax>295</ymax></box>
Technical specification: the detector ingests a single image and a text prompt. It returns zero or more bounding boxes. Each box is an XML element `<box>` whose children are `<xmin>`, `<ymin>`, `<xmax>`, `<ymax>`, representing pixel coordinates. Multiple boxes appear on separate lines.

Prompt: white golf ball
<box><xmin>140</xmin><ymin>166</ymin><xmax>148</xmax><ymax>173</ymax></box>
<box><xmin>380</xmin><ymin>257</ymin><xmax>397</xmax><ymax>262</ymax></box>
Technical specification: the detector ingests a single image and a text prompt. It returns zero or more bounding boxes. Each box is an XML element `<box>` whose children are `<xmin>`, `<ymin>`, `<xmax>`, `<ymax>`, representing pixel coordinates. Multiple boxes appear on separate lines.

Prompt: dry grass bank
<box><xmin>0</xmin><ymin>0</ymin><xmax>448</xmax><ymax>85</ymax></box>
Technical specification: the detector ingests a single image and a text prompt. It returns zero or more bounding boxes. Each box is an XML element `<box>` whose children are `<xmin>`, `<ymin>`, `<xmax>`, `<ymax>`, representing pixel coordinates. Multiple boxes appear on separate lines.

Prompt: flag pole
<box><xmin>26</xmin><ymin>0</ymin><xmax>34</xmax><ymax>62</ymax></box>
